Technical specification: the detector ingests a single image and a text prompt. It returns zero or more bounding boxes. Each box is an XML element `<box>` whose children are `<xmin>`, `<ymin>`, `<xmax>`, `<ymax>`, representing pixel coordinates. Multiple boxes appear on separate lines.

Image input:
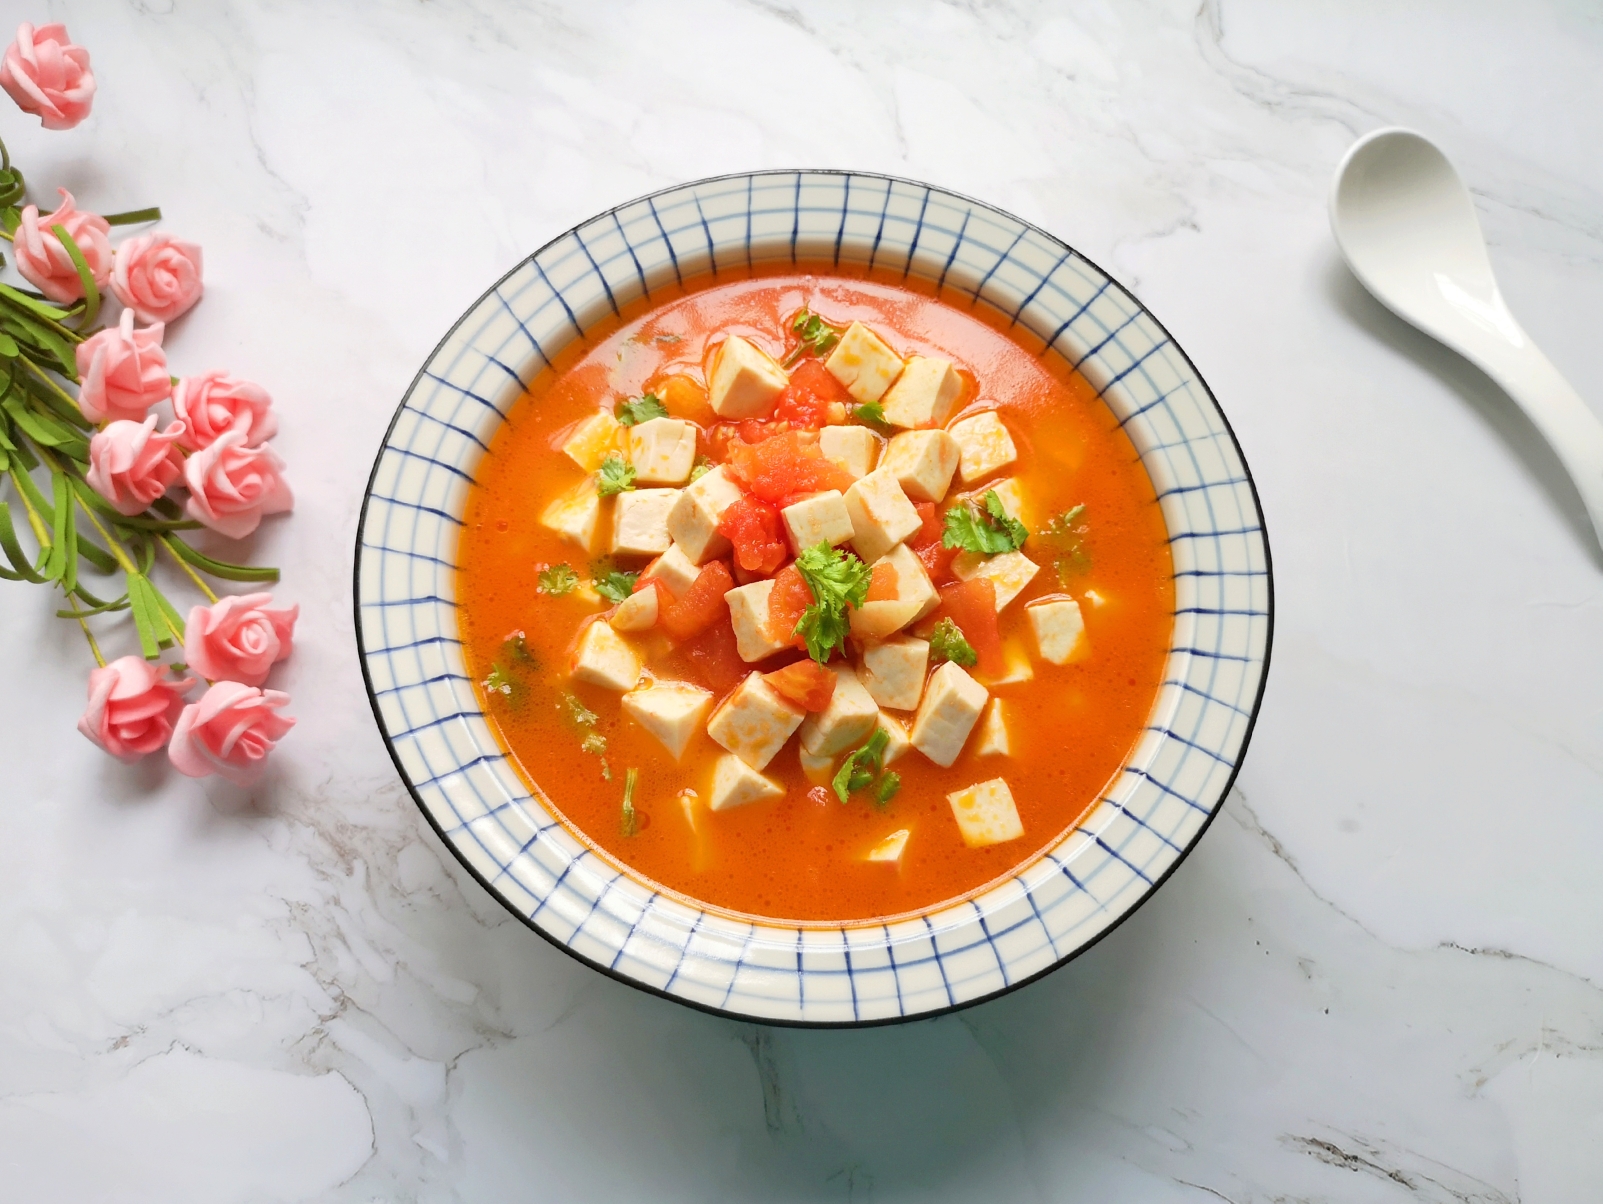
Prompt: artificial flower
<box><xmin>12</xmin><ymin>187</ymin><xmax>111</xmax><ymax>303</ymax></box>
<box><xmin>182</xmin><ymin>428</ymin><xmax>293</xmax><ymax>539</ymax></box>
<box><xmin>75</xmin><ymin>308</ymin><xmax>171</xmax><ymax>423</ymax></box>
<box><xmin>110</xmin><ymin>232</ymin><xmax>204</xmax><ymax>324</ymax></box>
<box><xmin>77</xmin><ymin>656</ymin><xmax>193</xmax><ymax>761</ymax></box>
<box><xmin>167</xmin><ymin>681</ymin><xmax>294</xmax><ymax>785</ymax></box>
<box><xmin>85</xmin><ymin>415</ymin><xmax>185</xmax><ymax>516</ymax></box>
<box><xmin>183</xmin><ymin>593</ymin><xmax>297</xmax><ymax>687</ymax></box>
<box><xmin>171</xmin><ymin>370</ymin><xmax>276</xmax><ymax>451</ymax></box>
<box><xmin>0</xmin><ymin>23</ymin><xmax>94</xmax><ymax>130</ymax></box>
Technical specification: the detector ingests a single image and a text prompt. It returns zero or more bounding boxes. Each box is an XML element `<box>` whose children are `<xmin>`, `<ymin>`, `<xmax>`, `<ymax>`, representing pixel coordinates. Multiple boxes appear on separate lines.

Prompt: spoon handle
<box><xmin>1485</xmin><ymin>343</ymin><xmax>1603</xmax><ymax>550</ymax></box>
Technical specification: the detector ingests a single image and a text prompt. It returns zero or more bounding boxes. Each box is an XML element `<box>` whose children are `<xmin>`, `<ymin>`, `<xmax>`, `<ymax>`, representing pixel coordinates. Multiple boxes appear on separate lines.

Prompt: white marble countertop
<box><xmin>2</xmin><ymin>1</ymin><xmax>1600</xmax><ymax>1200</ymax></box>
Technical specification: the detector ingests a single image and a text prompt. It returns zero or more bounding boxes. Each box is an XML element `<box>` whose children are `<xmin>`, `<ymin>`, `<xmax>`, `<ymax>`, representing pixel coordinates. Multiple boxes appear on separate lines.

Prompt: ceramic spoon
<box><xmin>1330</xmin><ymin>126</ymin><xmax>1603</xmax><ymax>553</ymax></box>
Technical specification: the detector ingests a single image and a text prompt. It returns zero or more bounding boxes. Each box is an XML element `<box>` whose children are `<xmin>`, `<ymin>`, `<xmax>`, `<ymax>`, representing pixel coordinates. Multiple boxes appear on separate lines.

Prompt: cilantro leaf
<box><xmin>782</xmin><ymin>308</ymin><xmax>842</xmax><ymax>367</ymax></box>
<box><xmin>689</xmin><ymin>454</ymin><xmax>714</xmax><ymax>482</ymax></box>
<box><xmin>942</xmin><ymin>490</ymin><xmax>1028</xmax><ymax>554</ymax></box>
<box><xmin>561</xmin><ymin>692</ymin><xmax>599</xmax><ymax>727</ymax></box>
<box><xmin>615</xmin><ymin>393</ymin><xmax>668</xmax><ymax>426</ymax></box>
<box><xmin>538</xmin><ymin>564</ymin><xmax>579</xmax><ymax>595</ymax></box>
<box><xmin>481</xmin><ymin>665</ymin><xmax>514</xmax><ymax>696</ymax></box>
<box><xmin>849</xmin><ymin>401</ymin><xmax>892</xmax><ymax>434</ymax></box>
<box><xmin>502</xmin><ymin>630</ymin><xmax>536</xmax><ymax>664</ymax></box>
<box><xmin>831</xmin><ymin>728</ymin><xmax>893</xmax><ymax>804</ymax></box>
<box><xmin>874</xmin><ymin>771</ymin><xmax>901</xmax><ymax>806</ymax></box>
<box><xmin>1043</xmin><ymin>503</ymin><xmax>1090</xmax><ymax>582</ymax></box>
<box><xmin>620</xmin><ymin>767</ymin><xmax>640</xmax><ymax>837</ymax></box>
<box><xmin>592</xmin><ymin>565</ymin><xmax>639</xmax><ymax>605</ymax></box>
<box><xmin>793</xmin><ymin>541</ymin><xmax>872</xmax><ymax>664</ymax></box>
<box><xmin>581</xmin><ymin>730</ymin><xmax>608</xmax><ymax>756</ymax></box>
<box><xmin>928</xmin><ymin>618</ymin><xmax>978</xmax><ymax>668</ymax></box>
<box><xmin>596</xmin><ymin>454</ymin><xmax>637</xmax><ymax>497</ymax></box>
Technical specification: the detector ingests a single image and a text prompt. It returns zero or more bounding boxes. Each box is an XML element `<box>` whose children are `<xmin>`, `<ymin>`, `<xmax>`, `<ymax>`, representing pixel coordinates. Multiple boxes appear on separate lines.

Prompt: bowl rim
<box><xmin>354</xmin><ymin>167</ymin><xmax>1274</xmax><ymax>1027</ymax></box>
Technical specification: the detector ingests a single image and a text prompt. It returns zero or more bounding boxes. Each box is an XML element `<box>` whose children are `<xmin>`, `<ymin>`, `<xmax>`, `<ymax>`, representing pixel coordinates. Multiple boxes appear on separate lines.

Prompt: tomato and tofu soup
<box><xmin>457</xmin><ymin>268</ymin><xmax>1174</xmax><ymax>923</ymax></box>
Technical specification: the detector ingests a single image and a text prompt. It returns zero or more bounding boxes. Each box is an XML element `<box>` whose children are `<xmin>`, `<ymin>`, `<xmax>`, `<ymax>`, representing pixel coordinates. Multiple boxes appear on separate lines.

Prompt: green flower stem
<box><xmin>8</xmin><ymin>465</ymin><xmax>50</xmax><ymax>547</ymax></box>
<box><xmin>50</xmin><ymin>225</ymin><xmax>100</xmax><ymax>330</ymax></box>
<box><xmin>71</xmin><ymin>490</ymin><xmax>139</xmax><ymax>576</ymax></box>
<box><xmin>76</xmin><ymin>614</ymin><xmax>105</xmax><ymax>667</ymax></box>
<box><xmin>159</xmin><ymin>534</ymin><xmax>218</xmax><ymax>603</ymax></box>
<box><xmin>103</xmin><ymin>207</ymin><xmax>161</xmax><ymax>226</ymax></box>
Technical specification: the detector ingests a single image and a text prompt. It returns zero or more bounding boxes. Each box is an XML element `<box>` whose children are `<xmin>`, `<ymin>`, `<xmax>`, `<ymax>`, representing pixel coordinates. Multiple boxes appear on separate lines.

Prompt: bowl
<box><xmin>354</xmin><ymin>170</ymin><xmax>1273</xmax><ymax>1026</ymax></box>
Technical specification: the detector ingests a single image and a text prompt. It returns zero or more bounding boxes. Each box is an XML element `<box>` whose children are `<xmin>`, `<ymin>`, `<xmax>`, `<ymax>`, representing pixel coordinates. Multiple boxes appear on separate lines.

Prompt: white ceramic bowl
<box><xmin>355</xmin><ymin>171</ymin><xmax>1273</xmax><ymax>1026</ymax></box>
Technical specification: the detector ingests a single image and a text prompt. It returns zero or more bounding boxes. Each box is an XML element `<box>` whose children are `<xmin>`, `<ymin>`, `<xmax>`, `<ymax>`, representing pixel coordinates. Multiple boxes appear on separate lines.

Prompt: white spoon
<box><xmin>1330</xmin><ymin>126</ymin><xmax>1603</xmax><ymax>554</ymax></box>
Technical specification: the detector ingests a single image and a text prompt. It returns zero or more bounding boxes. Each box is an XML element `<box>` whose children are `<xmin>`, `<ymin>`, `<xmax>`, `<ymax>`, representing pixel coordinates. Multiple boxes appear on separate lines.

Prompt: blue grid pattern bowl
<box><xmin>355</xmin><ymin>171</ymin><xmax>1272</xmax><ymax>1026</ymax></box>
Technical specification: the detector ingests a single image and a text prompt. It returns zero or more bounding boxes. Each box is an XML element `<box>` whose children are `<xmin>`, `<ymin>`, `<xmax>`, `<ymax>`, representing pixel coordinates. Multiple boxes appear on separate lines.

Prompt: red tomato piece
<box><xmin>765</xmin><ymin>563</ymin><xmax>812</xmax><ymax>650</ymax></box>
<box><xmin>659</xmin><ymin>560</ymin><xmax>734</xmax><ymax>643</ymax></box>
<box><xmin>865</xmin><ymin>559</ymin><xmax>900</xmax><ymax>602</ymax></box>
<box><xmin>910</xmin><ymin>501</ymin><xmax>957</xmax><ymax>582</ymax></box>
<box><xmin>772</xmin><ymin>360</ymin><xmax>852</xmax><ymax>430</ymax></box>
<box><xmin>763</xmin><ymin>659</ymin><xmax>837</xmax><ymax>712</ymax></box>
<box><xmin>660</xmin><ymin>616</ymin><xmax>746</xmax><ymax>697</ymax></box>
<box><xmin>936</xmin><ymin>578</ymin><xmax>1002</xmax><ymax>677</ymax></box>
<box><xmin>725</xmin><ymin>430</ymin><xmax>855</xmax><ymax>504</ymax></box>
<box><xmin>716</xmin><ymin>494</ymin><xmax>787</xmax><ymax>576</ymax></box>
<box><xmin>911</xmin><ymin>501</ymin><xmax>942</xmax><ymax>547</ymax></box>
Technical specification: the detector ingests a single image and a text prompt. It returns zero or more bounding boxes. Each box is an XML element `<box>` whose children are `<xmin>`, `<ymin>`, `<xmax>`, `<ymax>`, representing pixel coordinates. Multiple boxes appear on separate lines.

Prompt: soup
<box><xmin>457</xmin><ymin>267</ymin><xmax>1174</xmax><ymax>923</ymax></box>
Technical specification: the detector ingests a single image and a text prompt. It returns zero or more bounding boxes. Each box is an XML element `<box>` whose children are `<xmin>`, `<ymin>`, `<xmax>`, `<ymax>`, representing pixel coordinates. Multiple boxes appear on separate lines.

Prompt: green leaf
<box><xmin>596</xmin><ymin>453</ymin><xmax>636</xmax><ymax>498</ymax></box>
<box><xmin>614</xmin><ymin>393</ymin><xmax>668</xmax><ymax>426</ymax></box>
<box><xmin>848</xmin><ymin>401</ymin><xmax>892</xmax><ymax>435</ymax></box>
<box><xmin>125</xmin><ymin>574</ymin><xmax>165</xmax><ymax>659</ymax></box>
<box><xmin>562</xmin><ymin>692</ymin><xmax>599</xmax><ymax>727</ymax></box>
<box><xmin>928</xmin><ymin>617</ymin><xmax>978</xmax><ymax>668</ymax></box>
<box><xmin>50</xmin><ymin>224</ymin><xmax>100</xmax><ymax>329</ymax></box>
<box><xmin>592</xmin><ymin>566</ymin><xmax>639</xmax><ymax>605</ymax></box>
<box><xmin>831</xmin><ymin>728</ymin><xmax>891</xmax><ymax>804</ymax></box>
<box><xmin>56</xmin><ymin>593</ymin><xmax>131</xmax><ymax>617</ymax></box>
<box><xmin>793</xmin><ymin>541</ymin><xmax>871</xmax><ymax>664</ymax></box>
<box><xmin>481</xmin><ymin>665</ymin><xmax>514</xmax><ymax>696</ymax></box>
<box><xmin>782</xmin><ymin>309</ymin><xmax>842</xmax><ymax>368</ymax></box>
<box><xmin>164</xmin><ymin>535</ymin><xmax>281</xmax><ymax>582</ymax></box>
<box><xmin>942</xmin><ymin>490</ymin><xmax>1028</xmax><ymax>554</ymax></box>
<box><xmin>538</xmin><ymin>563</ymin><xmax>579</xmax><ymax>595</ymax></box>
<box><xmin>620</xmin><ymin>767</ymin><xmax>641</xmax><ymax>837</ymax></box>
<box><xmin>0</xmin><ymin>332</ymin><xmax>17</xmax><ymax>358</ymax></box>
<box><xmin>0</xmin><ymin>502</ymin><xmax>46</xmax><ymax>582</ymax></box>
<box><xmin>0</xmin><ymin>283</ymin><xmax>69</xmax><ymax>322</ymax></box>
<box><xmin>102</xmin><ymin>206</ymin><xmax>162</xmax><ymax>227</ymax></box>
<box><xmin>1042</xmin><ymin>504</ymin><xmax>1090</xmax><ymax>583</ymax></box>
<box><xmin>502</xmin><ymin>630</ymin><xmax>538</xmax><ymax>667</ymax></box>
<box><xmin>874</xmin><ymin>771</ymin><xmax>901</xmax><ymax>806</ymax></box>
<box><xmin>689</xmin><ymin>454</ymin><xmax>714</xmax><ymax>482</ymax></box>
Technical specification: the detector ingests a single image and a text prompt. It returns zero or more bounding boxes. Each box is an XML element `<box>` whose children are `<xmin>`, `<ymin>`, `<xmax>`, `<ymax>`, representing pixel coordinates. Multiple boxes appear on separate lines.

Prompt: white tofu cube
<box><xmin>947</xmin><ymin>778</ymin><xmax>1024</xmax><ymax>847</ymax></box>
<box><xmin>910</xmin><ymin>660</ymin><xmax>988</xmax><ymax>767</ymax></box>
<box><xmin>880</xmin><ymin>429</ymin><xmax>960</xmax><ymax>503</ymax></box>
<box><xmin>611</xmin><ymin>488</ymin><xmax>680</xmax><ymax>557</ymax></box>
<box><xmin>1027</xmin><ymin>595</ymin><xmax>1088</xmax><ymax>665</ymax></box>
<box><xmin>570</xmin><ymin>620</ymin><xmax>642</xmax><ymax>692</ymax></box>
<box><xmin>948</xmin><ymin>410</ymin><xmax>1018</xmax><ymax>484</ymax></box>
<box><xmin>824</xmin><ymin>321</ymin><xmax>904</xmax><ymax>403</ymax></box>
<box><xmin>710</xmin><ymin>753</ymin><xmax>785</xmax><ymax>811</ymax></box>
<box><xmin>859</xmin><ymin>634</ymin><xmax>929</xmax><ymax>711</ymax></box>
<box><xmin>621</xmin><ymin>680</ymin><xmax>713</xmax><ymax>760</ymax></box>
<box><xmin>539</xmin><ymin>476</ymin><xmax>601</xmax><ymax>551</ymax></box>
<box><xmin>974</xmin><ymin>698</ymin><xmax>1010</xmax><ymax>757</ymax></box>
<box><xmin>799</xmin><ymin>663</ymin><xmax>880</xmax><ymax>757</ymax></box>
<box><xmin>666</xmin><ymin>465</ymin><xmax>743</xmax><ymax>564</ymax></box>
<box><xmin>978</xmin><ymin>637</ymin><xmax>1035</xmax><ymax>688</ymax></box>
<box><xmin>609</xmin><ymin>585</ymin><xmax>658</xmax><ymax>632</ymax></box>
<box><xmin>849</xmin><ymin>599</ymin><xmax>923</xmax><ymax>642</ymax></box>
<box><xmin>952</xmin><ymin>549</ymin><xmax>1039</xmax><ymax>611</ymax></box>
<box><xmin>561</xmin><ymin>411</ymin><xmax>622</xmax><ymax>472</ymax></box>
<box><xmin>844</xmin><ymin>469</ymin><xmax>922</xmax><ymax>563</ymax></box>
<box><xmin>781</xmin><ymin>490</ymin><xmax>854</xmax><ymax>553</ymax></box>
<box><xmin>706</xmin><ymin>672</ymin><xmax>805</xmax><ymax>770</ymax></box>
<box><xmin>866</xmin><ymin>828</ymin><xmax>910</xmax><ymax>863</ymax></box>
<box><xmin>627</xmin><ymin>417</ymin><xmax>698</xmax><ymax>485</ymax></box>
<box><xmin>798</xmin><ymin>744</ymin><xmax>835</xmax><ymax>785</ymax></box>
<box><xmin>881</xmin><ymin>541</ymin><xmax>940</xmax><ymax>619</ymax></box>
<box><xmin>640</xmin><ymin>541</ymin><xmax>700</xmax><ymax>598</ymax></box>
<box><xmin>725</xmin><ymin>579</ymin><xmax>793</xmax><ymax>663</ymax></box>
<box><xmin>881</xmin><ymin>356</ymin><xmax>963</xmax><ymax>429</ymax></box>
<box><xmin>966</xmin><ymin>477</ymin><xmax>1026</xmax><ymax>524</ymax></box>
<box><xmin>878</xmin><ymin>713</ymin><xmax>912</xmax><ymax>765</ymax></box>
<box><xmin>708</xmin><ymin>335</ymin><xmax>788</xmax><ymax>419</ymax></box>
<box><xmin>819</xmin><ymin>425</ymin><xmax>881</xmax><ymax>479</ymax></box>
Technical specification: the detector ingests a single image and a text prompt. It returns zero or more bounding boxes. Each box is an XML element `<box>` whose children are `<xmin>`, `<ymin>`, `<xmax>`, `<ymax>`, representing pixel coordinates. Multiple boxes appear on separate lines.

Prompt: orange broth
<box><xmin>456</xmin><ymin>267</ymin><xmax>1174</xmax><ymax>923</ymax></box>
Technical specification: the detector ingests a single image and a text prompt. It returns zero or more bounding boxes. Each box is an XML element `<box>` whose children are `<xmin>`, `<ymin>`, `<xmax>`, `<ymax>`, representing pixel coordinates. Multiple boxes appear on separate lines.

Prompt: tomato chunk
<box><xmin>935</xmin><ymin>578</ymin><xmax>1002</xmax><ymax>677</ymax></box>
<box><xmin>772</xmin><ymin>360</ymin><xmax>852</xmax><ymax>430</ymax></box>
<box><xmin>765</xmin><ymin>563</ymin><xmax>812</xmax><ymax>651</ymax></box>
<box><xmin>764</xmin><ymin>658</ymin><xmax>837</xmax><ymax>711</ymax></box>
<box><xmin>865</xmin><ymin>559</ymin><xmax>900</xmax><ymax>602</ymax></box>
<box><xmin>659</xmin><ymin>560</ymin><xmax>734</xmax><ymax>643</ymax></box>
<box><xmin>660</xmin><ymin>616</ymin><xmax>746</xmax><ymax>697</ymax></box>
<box><xmin>911</xmin><ymin>501</ymin><xmax>942</xmax><ymax>547</ymax></box>
<box><xmin>716</xmin><ymin>494</ymin><xmax>787</xmax><ymax>576</ymax></box>
<box><xmin>652</xmin><ymin>373</ymin><xmax>715</xmax><ymax>425</ymax></box>
<box><xmin>725</xmin><ymin>429</ymin><xmax>855</xmax><ymax>504</ymax></box>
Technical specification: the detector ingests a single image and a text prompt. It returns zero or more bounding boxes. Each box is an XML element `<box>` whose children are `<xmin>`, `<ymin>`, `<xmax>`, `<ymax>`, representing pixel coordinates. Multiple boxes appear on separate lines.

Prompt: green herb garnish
<box><xmin>597</xmin><ymin>454</ymin><xmax>637</xmax><ymax>497</ymax></box>
<box><xmin>793</xmin><ymin>540</ymin><xmax>872</xmax><ymax>664</ymax></box>
<box><xmin>928</xmin><ymin>618</ymin><xmax>978</xmax><ymax>668</ymax></box>
<box><xmin>615</xmin><ymin>393</ymin><xmax>668</xmax><ymax>426</ymax></box>
<box><xmin>849</xmin><ymin>400</ymin><xmax>893</xmax><ymax>434</ymax></box>
<box><xmin>592</xmin><ymin>565</ymin><xmax>639</xmax><ymax>605</ymax></box>
<box><xmin>874</xmin><ymin>771</ymin><xmax>901</xmax><ymax>806</ymax></box>
<box><xmin>689</xmin><ymin>454</ymin><xmax>714</xmax><ymax>482</ymax></box>
<box><xmin>538</xmin><ymin>563</ymin><xmax>579</xmax><ymax>596</ymax></box>
<box><xmin>582</xmin><ymin>730</ymin><xmax>608</xmax><ymax>757</ymax></box>
<box><xmin>942</xmin><ymin>489</ymin><xmax>1028</xmax><ymax>554</ymax></box>
<box><xmin>782</xmin><ymin>308</ymin><xmax>841</xmax><ymax>368</ymax></box>
<box><xmin>620</xmin><ymin>767</ymin><xmax>641</xmax><ymax>836</ymax></box>
<box><xmin>1042</xmin><ymin>503</ymin><xmax>1090</xmax><ymax>583</ymax></box>
<box><xmin>562</xmin><ymin>692</ymin><xmax>599</xmax><ymax>727</ymax></box>
<box><xmin>832</xmin><ymin>729</ymin><xmax>893</xmax><ymax>804</ymax></box>
<box><xmin>481</xmin><ymin>666</ymin><xmax>514</xmax><ymax>696</ymax></box>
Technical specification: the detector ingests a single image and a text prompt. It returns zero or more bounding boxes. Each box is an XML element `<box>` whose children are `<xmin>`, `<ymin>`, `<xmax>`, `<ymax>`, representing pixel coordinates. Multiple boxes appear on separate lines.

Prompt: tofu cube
<box><xmin>819</xmin><ymin>425</ymin><xmax>881</xmax><ymax>479</ymax></box>
<box><xmin>561</xmin><ymin>411</ymin><xmax>622</xmax><ymax>472</ymax></box>
<box><xmin>866</xmin><ymin>828</ymin><xmax>910</xmax><ymax>863</ymax></box>
<box><xmin>798</xmin><ymin>744</ymin><xmax>835</xmax><ymax>785</ymax></box>
<box><xmin>710</xmin><ymin>753</ymin><xmax>785</xmax><ymax>811</ymax></box>
<box><xmin>880</xmin><ymin>429</ymin><xmax>960</xmax><ymax>503</ymax></box>
<box><xmin>706</xmin><ymin>672</ymin><xmax>805</xmax><ymax>770</ymax></box>
<box><xmin>824</xmin><ymin>321</ymin><xmax>905</xmax><ymax>403</ymax></box>
<box><xmin>640</xmin><ymin>541</ymin><xmax>699</xmax><ymax>598</ymax></box>
<box><xmin>878</xmin><ymin>713</ymin><xmax>912</xmax><ymax>765</ymax></box>
<box><xmin>621</xmin><ymin>680</ymin><xmax>713</xmax><ymax>760</ymax></box>
<box><xmin>611</xmin><ymin>488</ymin><xmax>680</xmax><ymax>557</ymax></box>
<box><xmin>849</xmin><ymin>543</ymin><xmax>938</xmax><ymax>641</ymax></box>
<box><xmin>952</xmin><ymin>549</ymin><xmax>1040</xmax><ymax>612</ymax></box>
<box><xmin>725</xmin><ymin>579</ymin><xmax>793</xmax><ymax>663</ymax></box>
<box><xmin>849</xmin><ymin>599</ymin><xmax>923</xmax><ymax>642</ymax></box>
<box><xmin>570</xmin><ymin>620</ymin><xmax>642</xmax><ymax>692</ymax></box>
<box><xmin>974</xmin><ymin>698</ymin><xmax>1011</xmax><ymax>757</ymax></box>
<box><xmin>859</xmin><ymin>634</ymin><xmax>929</xmax><ymax>711</ymax></box>
<box><xmin>910</xmin><ymin>660</ymin><xmax>988</xmax><ymax>767</ymax></box>
<box><xmin>627</xmin><ymin>417</ymin><xmax>698</xmax><ymax>485</ymax></box>
<box><xmin>539</xmin><ymin>476</ymin><xmax>601</xmax><ymax>551</ymax></box>
<box><xmin>781</xmin><ymin>490</ymin><xmax>854</xmax><ymax>553</ymax></box>
<box><xmin>609</xmin><ymin>585</ymin><xmax>659</xmax><ymax>632</ymax></box>
<box><xmin>708</xmin><ymin>335</ymin><xmax>788</xmax><ymax>419</ymax></box>
<box><xmin>948</xmin><ymin>410</ymin><xmax>1018</xmax><ymax>484</ymax></box>
<box><xmin>1027</xmin><ymin>595</ymin><xmax>1088</xmax><ymax>665</ymax></box>
<box><xmin>947</xmin><ymin>778</ymin><xmax>1024</xmax><ymax>847</ymax></box>
<box><xmin>968</xmin><ymin>477</ymin><xmax>1025</xmax><ymax>524</ymax></box>
<box><xmin>799</xmin><ymin>663</ymin><xmax>880</xmax><ymax>757</ymax></box>
<box><xmin>844</xmin><ymin>469</ymin><xmax>922</xmax><ymax>563</ymax></box>
<box><xmin>881</xmin><ymin>356</ymin><xmax>963</xmax><ymax>429</ymax></box>
<box><xmin>666</xmin><ymin>465</ymin><xmax>743</xmax><ymax>564</ymax></box>
<box><xmin>883</xmin><ymin>541</ymin><xmax>940</xmax><ymax>619</ymax></box>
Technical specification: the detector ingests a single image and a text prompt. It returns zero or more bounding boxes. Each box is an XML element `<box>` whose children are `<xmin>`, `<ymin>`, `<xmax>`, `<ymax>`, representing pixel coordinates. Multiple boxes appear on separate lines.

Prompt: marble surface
<box><xmin>1</xmin><ymin>1</ymin><xmax>1600</xmax><ymax>1199</ymax></box>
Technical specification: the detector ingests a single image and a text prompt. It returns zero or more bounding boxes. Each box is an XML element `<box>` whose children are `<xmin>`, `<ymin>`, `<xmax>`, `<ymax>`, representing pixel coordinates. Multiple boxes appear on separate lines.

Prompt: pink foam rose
<box><xmin>183</xmin><ymin>593</ymin><xmax>298</xmax><ymax>687</ymax></box>
<box><xmin>0</xmin><ymin>23</ymin><xmax>94</xmax><ymax>130</ymax></box>
<box><xmin>13</xmin><ymin>188</ymin><xmax>112</xmax><ymax>303</ymax></box>
<box><xmin>183</xmin><ymin>428</ymin><xmax>293</xmax><ymax>539</ymax></box>
<box><xmin>77</xmin><ymin>655</ymin><xmax>194</xmax><ymax>762</ymax></box>
<box><xmin>75</xmin><ymin>308</ymin><xmax>171</xmax><ymax>423</ymax></box>
<box><xmin>110</xmin><ymin>232</ymin><xmax>204</xmax><ymax>324</ymax></box>
<box><xmin>167</xmin><ymin>681</ymin><xmax>294</xmax><ymax>785</ymax></box>
<box><xmin>171</xmin><ymin>371</ymin><xmax>277</xmax><ymax>451</ymax></box>
<box><xmin>85</xmin><ymin>415</ymin><xmax>186</xmax><ymax>516</ymax></box>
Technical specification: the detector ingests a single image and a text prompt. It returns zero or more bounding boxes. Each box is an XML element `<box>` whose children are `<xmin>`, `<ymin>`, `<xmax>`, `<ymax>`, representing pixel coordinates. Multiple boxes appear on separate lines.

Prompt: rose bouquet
<box><xmin>1</xmin><ymin>22</ymin><xmax>295</xmax><ymax>784</ymax></box>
